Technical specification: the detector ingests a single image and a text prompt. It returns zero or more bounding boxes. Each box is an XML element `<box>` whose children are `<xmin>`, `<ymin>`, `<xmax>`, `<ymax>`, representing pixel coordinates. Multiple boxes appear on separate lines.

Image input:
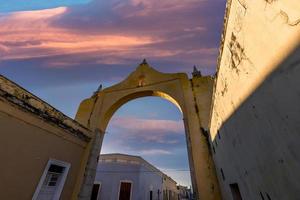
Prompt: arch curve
<box><xmin>102</xmin><ymin>90</ymin><xmax>183</xmax><ymax>132</ymax></box>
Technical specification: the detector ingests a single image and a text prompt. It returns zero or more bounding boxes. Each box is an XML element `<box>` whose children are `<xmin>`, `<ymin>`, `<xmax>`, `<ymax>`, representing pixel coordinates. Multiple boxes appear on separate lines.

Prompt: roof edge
<box><xmin>0</xmin><ymin>75</ymin><xmax>92</xmax><ymax>142</ymax></box>
<box><xmin>100</xmin><ymin>153</ymin><xmax>178</xmax><ymax>184</ymax></box>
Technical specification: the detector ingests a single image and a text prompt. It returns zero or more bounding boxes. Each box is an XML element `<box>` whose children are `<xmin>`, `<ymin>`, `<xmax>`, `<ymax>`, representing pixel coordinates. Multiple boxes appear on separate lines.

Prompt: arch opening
<box><xmin>100</xmin><ymin>95</ymin><xmax>192</xmax><ymax>189</ymax></box>
<box><xmin>102</xmin><ymin>90</ymin><xmax>183</xmax><ymax>132</ymax></box>
<box><xmin>75</xmin><ymin>64</ymin><xmax>221</xmax><ymax>200</ymax></box>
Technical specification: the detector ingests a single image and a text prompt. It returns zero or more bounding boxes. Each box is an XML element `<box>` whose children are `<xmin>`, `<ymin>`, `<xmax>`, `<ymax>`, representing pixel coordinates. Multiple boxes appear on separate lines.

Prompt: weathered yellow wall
<box><xmin>191</xmin><ymin>76</ymin><xmax>214</xmax><ymax>130</ymax></box>
<box><xmin>210</xmin><ymin>0</ymin><xmax>300</xmax><ymax>199</ymax></box>
<box><xmin>0</xmin><ymin>76</ymin><xmax>92</xmax><ymax>200</ymax></box>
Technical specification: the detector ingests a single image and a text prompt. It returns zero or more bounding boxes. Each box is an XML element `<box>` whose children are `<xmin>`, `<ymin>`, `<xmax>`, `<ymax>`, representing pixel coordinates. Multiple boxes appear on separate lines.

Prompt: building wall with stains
<box><xmin>191</xmin><ymin>75</ymin><xmax>214</xmax><ymax>130</ymax></box>
<box><xmin>209</xmin><ymin>0</ymin><xmax>300</xmax><ymax>199</ymax></box>
<box><xmin>191</xmin><ymin>75</ymin><xmax>223</xmax><ymax>197</ymax></box>
<box><xmin>0</xmin><ymin>75</ymin><xmax>93</xmax><ymax>199</ymax></box>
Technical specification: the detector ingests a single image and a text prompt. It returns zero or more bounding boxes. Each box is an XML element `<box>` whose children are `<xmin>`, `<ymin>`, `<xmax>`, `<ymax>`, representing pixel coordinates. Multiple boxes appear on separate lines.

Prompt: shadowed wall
<box><xmin>210</xmin><ymin>0</ymin><xmax>300</xmax><ymax>199</ymax></box>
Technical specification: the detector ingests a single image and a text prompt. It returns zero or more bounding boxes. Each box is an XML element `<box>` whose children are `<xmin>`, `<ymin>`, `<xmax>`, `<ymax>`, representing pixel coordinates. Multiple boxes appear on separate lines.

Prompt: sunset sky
<box><xmin>0</xmin><ymin>0</ymin><xmax>226</xmax><ymax>186</ymax></box>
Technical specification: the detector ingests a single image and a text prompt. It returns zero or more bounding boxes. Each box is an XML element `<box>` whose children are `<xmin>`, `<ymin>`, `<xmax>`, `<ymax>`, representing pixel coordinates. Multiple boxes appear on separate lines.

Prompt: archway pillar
<box><xmin>180</xmin><ymin>77</ymin><xmax>221</xmax><ymax>200</ymax></box>
<box><xmin>77</xmin><ymin>129</ymin><xmax>104</xmax><ymax>200</ymax></box>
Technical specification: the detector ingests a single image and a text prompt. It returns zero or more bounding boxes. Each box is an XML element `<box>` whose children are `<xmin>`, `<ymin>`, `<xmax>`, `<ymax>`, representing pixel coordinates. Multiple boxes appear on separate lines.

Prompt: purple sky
<box><xmin>0</xmin><ymin>0</ymin><xmax>226</xmax><ymax>186</ymax></box>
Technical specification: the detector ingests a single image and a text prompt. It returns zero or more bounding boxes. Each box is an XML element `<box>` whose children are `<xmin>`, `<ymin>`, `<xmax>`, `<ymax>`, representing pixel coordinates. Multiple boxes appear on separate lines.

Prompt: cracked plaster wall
<box><xmin>209</xmin><ymin>0</ymin><xmax>300</xmax><ymax>199</ymax></box>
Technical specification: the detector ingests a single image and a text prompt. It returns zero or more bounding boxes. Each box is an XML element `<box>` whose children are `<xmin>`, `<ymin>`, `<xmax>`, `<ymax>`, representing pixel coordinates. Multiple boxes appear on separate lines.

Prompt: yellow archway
<box><xmin>75</xmin><ymin>61</ymin><xmax>221</xmax><ymax>200</ymax></box>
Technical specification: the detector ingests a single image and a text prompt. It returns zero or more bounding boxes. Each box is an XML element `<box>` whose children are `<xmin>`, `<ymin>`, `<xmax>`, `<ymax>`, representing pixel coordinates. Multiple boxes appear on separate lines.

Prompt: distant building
<box><xmin>162</xmin><ymin>173</ymin><xmax>178</xmax><ymax>200</ymax></box>
<box><xmin>177</xmin><ymin>185</ymin><xmax>192</xmax><ymax>200</ymax></box>
<box><xmin>92</xmin><ymin>153</ymin><xmax>179</xmax><ymax>200</ymax></box>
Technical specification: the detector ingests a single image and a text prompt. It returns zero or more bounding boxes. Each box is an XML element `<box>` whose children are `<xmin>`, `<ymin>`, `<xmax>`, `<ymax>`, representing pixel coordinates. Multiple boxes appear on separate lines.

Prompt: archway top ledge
<box><xmin>95</xmin><ymin>60</ymin><xmax>189</xmax><ymax>95</ymax></box>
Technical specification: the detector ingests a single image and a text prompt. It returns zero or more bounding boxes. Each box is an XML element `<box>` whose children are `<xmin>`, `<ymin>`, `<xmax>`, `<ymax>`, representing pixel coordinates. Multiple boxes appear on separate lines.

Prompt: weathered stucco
<box><xmin>0</xmin><ymin>75</ymin><xmax>92</xmax><ymax>142</ymax></box>
<box><xmin>0</xmin><ymin>75</ymin><xmax>93</xmax><ymax>199</ymax></box>
<box><xmin>210</xmin><ymin>0</ymin><xmax>300</xmax><ymax>199</ymax></box>
<box><xmin>76</xmin><ymin>62</ymin><xmax>221</xmax><ymax>200</ymax></box>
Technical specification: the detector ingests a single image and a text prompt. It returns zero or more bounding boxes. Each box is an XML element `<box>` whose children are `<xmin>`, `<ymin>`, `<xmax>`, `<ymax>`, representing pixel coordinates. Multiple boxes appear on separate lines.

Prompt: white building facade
<box><xmin>91</xmin><ymin>154</ymin><xmax>179</xmax><ymax>200</ymax></box>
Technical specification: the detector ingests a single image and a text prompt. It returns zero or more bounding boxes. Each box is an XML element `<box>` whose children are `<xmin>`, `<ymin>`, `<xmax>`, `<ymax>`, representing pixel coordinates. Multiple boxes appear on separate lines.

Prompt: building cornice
<box><xmin>99</xmin><ymin>153</ymin><xmax>177</xmax><ymax>184</ymax></box>
<box><xmin>0</xmin><ymin>75</ymin><xmax>92</xmax><ymax>142</ymax></box>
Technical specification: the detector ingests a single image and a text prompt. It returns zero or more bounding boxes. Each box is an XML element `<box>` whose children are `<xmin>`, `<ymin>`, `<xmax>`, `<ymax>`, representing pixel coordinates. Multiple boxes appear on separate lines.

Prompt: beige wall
<box><xmin>162</xmin><ymin>176</ymin><xmax>178</xmax><ymax>200</ymax></box>
<box><xmin>0</xmin><ymin>81</ymin><xmax>92</xmax><ymax>199</ymax></box>
<box><xmin>210</xmin><ymin>0</ymin><xmax>300</xmax><ymax>199</ymax></box>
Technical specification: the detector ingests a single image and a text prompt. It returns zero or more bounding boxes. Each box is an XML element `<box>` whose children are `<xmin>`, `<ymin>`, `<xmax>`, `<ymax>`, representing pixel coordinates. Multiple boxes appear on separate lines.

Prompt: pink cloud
<box><xmin>0</xmin><ymin>6</ymin><xmax>160</xmax><ymax>62</ymax></box>
<box><xmin>110</xmin><ymin>116</ymin><xmax>184</xmax><ymax>133</ymax></box>
<box><xmin>0</xmin><ymin>11</ymin><xmax>189</xmax><ymax>66</ymax></box>
<box><xmin>114</xmin><ymin>0</ymin><xmax>201</xmax><ymax>17</ymax></box>
<box><xmin>0</xmin><ymin>0</ymin><xmax>224</xmax><ymax>72</ymax></box>
<box><xmin>0</xmin><ymin>0</ymin><xmax>226</xmax><ymax>86</ymax></box>
<box><xmin>0</xmin><ymin>44</ymin><xmax>9</xmax><ymax>53</ymax></box>
<box><xmin>109</xmin><ymin>116</ymin><xmax>184</xmax><ymax>143</ymax></box>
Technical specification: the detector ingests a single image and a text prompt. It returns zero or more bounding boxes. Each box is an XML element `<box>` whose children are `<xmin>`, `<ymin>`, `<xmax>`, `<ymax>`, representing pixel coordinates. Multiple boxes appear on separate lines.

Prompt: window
<box><xmin>119</xmin><ymin>181</ymin><xmax>132</xmax><ymax>200</ymax></box>
<box><xmin>33</xmin><ymin>159</ymin><xmax>70</xmax><ymax>200</ymax></box>
<box><xmin>217</xmin><ymin>130</ymin><xmax>221</xmax><ymax>139</ymax></box>
<box><xmin>260</xmin><ymin>192</ymin><xmax>265</xmax><ymax>200</ymax></box>
<box><xmin>220</xmin><ymin>168</ymin><xmax>225</xmax><ymax>180</ymax></box>
<box><xmin>91</xmin><ymin>182</ymin><xmax>101</xmax><ymax>200</ymax></box>
<box><xmin>212</xmin><ymin>145</ymin><xmax>216</xmax><ymax>154</ymax></box>
<box><xmin>266</xmin><ymin>193</ymin><xmax>271</xmax><ymax>200</ymax></box>
<box><xmin>230</xmin><ymin>183</ymin><xmax>243</xmax><ymax>200</ymax></box>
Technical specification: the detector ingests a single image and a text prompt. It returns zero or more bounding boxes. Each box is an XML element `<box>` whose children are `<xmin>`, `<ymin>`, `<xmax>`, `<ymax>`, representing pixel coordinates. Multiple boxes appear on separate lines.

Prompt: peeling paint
<box><xmin>279</xmin><ymin>10</ymin><xmax>300</xmax><ymax>26</ymax></box>
<box><xmin>221</xmin><ymin>82</ymin><xmax>228</xmax><ymax>97</ymax></box>
<box><xmin>264</xmin><ymin>0</ymin><xmax>300</xmax><ymax>26</ymax></box>
<box><xmin>237</xmin><ymin>0</ymin><xmax>247</xmax><ymax>11</ymax></box>
<box><xmin>265</xmin><ymin>0</ymin><xmax>277</xmax><ymax>4</ymax></box>
<box><xmin>0</xmin><ymin>75</ymin><xmax>92</xmax><ymax>142</ymax></box>
<box><xmin>228</xmin><ymin>33</ymin><xmax>245</xmax><ymax>73</ymax></box>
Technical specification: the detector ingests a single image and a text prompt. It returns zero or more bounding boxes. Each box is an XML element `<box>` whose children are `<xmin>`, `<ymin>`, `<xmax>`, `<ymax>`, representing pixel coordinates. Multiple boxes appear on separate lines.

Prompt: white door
<box><xmin>37</xmin><ymin>172</ymin><xmax>62</xmax><ymax>200</ymax></box>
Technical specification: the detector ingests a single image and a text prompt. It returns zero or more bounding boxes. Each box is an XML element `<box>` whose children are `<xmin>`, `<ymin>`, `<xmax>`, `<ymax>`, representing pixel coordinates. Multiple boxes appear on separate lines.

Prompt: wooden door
<box><xmin>119</xmin><ymin>182</ymin><xmax>131</xmax><ymax>200</ymax></box>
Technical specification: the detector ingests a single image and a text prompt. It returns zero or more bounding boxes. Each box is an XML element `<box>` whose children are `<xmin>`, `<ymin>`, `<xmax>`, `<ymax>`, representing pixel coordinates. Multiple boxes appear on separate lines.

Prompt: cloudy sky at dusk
<box><xmin>0</xmin><ymin>0</ymin><xmax>226</xmax><ymax>186</ymax></box>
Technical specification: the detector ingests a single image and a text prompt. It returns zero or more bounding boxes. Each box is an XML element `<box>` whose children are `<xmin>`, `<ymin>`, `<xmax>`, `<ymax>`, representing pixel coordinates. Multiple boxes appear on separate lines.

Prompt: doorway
<box><xmin>230</xmin><ymin>183</ymin><xmax>242</xmax><ymax>200</ymax></box>
<box><xmin>91</xmin><ymin>182</ymin><xmax>101</xmax><ymax>200</ymax></box>
<box><xmin>119</xmin><ymin>182</ymin><xmax>132</xmax><ymax>200</ymax></box>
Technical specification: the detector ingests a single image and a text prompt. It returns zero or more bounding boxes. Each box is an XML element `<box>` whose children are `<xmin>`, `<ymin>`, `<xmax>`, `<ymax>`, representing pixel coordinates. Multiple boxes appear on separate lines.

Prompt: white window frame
<box><xmin>118</xmin><ymin>180</ymin><xmax>133</xmax><ymax>200</ymax></box>
<box><xmin>32</xmin><ymin>158</ymin><xmax>71</xmax><ymax>200</ymax></box>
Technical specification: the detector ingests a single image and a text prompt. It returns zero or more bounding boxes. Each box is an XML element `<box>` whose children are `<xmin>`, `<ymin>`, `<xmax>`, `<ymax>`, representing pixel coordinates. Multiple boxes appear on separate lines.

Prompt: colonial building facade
<box><xmin>91</xmin><ymin>154</ymin><xmax>179</xmax><ymax>200</ymax></box>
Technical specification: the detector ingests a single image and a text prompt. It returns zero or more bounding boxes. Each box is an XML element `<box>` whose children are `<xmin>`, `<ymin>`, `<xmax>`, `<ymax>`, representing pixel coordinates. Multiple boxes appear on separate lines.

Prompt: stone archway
<box><xmin>75</xmin><ymin>61</ymin><xmax>221</xmax><ymax>200</ymax></box>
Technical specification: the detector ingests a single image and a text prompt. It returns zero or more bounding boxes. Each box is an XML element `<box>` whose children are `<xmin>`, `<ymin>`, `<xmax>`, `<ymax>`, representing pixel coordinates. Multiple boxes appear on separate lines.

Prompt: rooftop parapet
<box><xmin>0</xmin><ymin>75</ymin><xmax>92</xmax><ymax>142</ymax></box>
